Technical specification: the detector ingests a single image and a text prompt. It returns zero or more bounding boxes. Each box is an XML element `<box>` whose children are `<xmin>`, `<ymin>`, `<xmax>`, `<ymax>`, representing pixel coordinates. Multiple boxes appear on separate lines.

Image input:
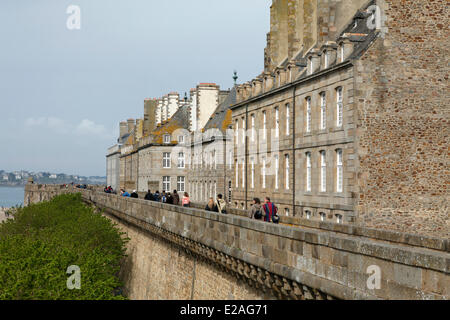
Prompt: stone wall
<box><xmin>353</xmin><ymin>0</ymin><xmax>449</xmax><ymax>238</ymax></box>
<box><xmin>25</xmin><ymin>184</ymin><xmax>450</xmax><ymax>300</ymax></box>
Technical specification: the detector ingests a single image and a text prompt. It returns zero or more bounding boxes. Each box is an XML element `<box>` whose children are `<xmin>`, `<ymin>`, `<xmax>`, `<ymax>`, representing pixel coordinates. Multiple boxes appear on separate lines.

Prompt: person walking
<box><xmin>215</xmin><ymin>194</ymin><xmax>227</xmax><ymax>214</ymax></box>
<box><xmin>173</xmin><ymin>190</ymin><xmax>180</xmax><ymax>205</ymax></box>
<box><xmin>161</xmin><ymin>191</ymin><xmax>167</xmax><ymax>203</ymax></box>
<box><xmin>130</xmin><ymin>190</ymin><xmax>139</xmax><ymax>198</ymax></box>
<box><xmin>166</xmin><ymin>193</ymin><xmax>174</xmax><ymax>205</ymax></box>
<box><xmin>249</xmin><ymin>198</ymin><xmax>263</xmax><ymax>220</ymax></box>
<box><xmin>182</xmin><ymin>192</ymin><xmax>191</xmax><ymax>207</ymax></box>
<box><xmin>144</xmin><ymin>190</ymin><xmax>154</xmax><ymax>201</ymax></box>
<box><xmin>205</xmin><ymin>198</ymin><xmax>216</xmax><ymax>211</ymax></box>
<box><xmin>262</xmin><ymin>197</ymin><xmax>279</xmax><ymax>223</ymax></box>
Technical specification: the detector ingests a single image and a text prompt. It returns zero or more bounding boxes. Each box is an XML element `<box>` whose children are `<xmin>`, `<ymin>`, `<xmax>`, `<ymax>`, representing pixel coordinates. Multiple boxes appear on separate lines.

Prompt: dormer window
<box><xmin>308</xmin><ymin>56</ymin><xmax>313</xmax><ymax>75</ymax></box>
<box><xmin>163</xmin><ymin>134</ymin><xmax>171</xmax><ymax>144</ymax></box>
<box><xmin>178</xmin><ymin>135</ymin><xmax>184</xmax><ymax>143</ymax></box>
<box><xmin>340</xmin><ymin>45</ymin><xmax>345</xmax><ymax>63</ymax></box>
<box><xmin>324</xmin><ymin>52</ymin><xmax>329</xmax><ymax>69</ymax></box>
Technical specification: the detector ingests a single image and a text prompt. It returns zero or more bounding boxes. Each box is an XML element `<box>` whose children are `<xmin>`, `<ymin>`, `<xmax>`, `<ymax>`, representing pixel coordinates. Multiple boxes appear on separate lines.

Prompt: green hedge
<box><xmin>0</xmin><ymin>193</ymin><xmax>129</xmax><ymax>300</ymax></box>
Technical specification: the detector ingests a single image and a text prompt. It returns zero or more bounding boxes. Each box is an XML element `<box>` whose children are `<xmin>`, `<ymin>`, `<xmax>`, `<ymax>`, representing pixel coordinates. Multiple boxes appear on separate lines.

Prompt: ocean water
<box><xmin>0</xmin><ymin>187</ymin><xmax>24</xmax><ymax>208</ymax></box>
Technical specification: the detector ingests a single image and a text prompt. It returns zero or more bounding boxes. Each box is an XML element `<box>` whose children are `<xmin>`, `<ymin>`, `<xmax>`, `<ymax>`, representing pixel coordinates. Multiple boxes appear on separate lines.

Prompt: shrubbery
<box><xmin>0</xmin><ymin>193</ymin><xmax>128</xmax><ymax>300</ymax></box>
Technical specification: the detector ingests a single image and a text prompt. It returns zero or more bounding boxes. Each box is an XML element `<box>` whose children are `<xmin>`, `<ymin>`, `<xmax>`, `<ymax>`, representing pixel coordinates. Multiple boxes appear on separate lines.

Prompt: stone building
<box><xmin>231</xmin><ymin>0</ymin><xmax>448</xmax><ymax>238</ymax></box>
<box><xmin>189</xmin><ymin>88</ymin><xmax>236</xmax><ymax>204</ymax></box>
<box><xmin>108</xmin><ymin>0</ymin><xmax>448</xmax><ymax>238</ymax></box>
<box><xmin>114</xmin><ymin>83</ymin><xmax>233</xmax><ymax>196</ymax></box>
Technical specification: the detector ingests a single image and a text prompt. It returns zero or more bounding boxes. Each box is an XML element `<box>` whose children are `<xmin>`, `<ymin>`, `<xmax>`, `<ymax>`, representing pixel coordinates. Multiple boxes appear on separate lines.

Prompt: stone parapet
<box><xmin>24</xmin><ymin>184</ymin><xmax>450</xmax><ymax>300</ymax></box>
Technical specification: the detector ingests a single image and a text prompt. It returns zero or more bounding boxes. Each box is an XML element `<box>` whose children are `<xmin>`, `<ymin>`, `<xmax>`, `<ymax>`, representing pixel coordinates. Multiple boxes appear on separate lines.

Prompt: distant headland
<box><xmin>0</xmin><ymin>170</ymin><xmax>106</xmax><ymax>187</ymax></box>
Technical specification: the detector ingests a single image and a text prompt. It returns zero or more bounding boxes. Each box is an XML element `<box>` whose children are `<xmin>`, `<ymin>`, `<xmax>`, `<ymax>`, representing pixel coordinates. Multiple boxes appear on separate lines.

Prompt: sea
<box><xmin>0</xmin><ymin>186</ymin><xmax>24</xmax><ymax>208</ymax></box>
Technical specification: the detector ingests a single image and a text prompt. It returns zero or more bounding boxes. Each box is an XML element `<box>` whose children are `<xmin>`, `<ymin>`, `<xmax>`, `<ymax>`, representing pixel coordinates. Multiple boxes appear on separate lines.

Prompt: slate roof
<box><xmin>203</xmin><ymin>87</ymin><xmax>237</xmax><ymax>133</ymax></box>
<box><xmin>149</xmin><ymin>104</ymin><xmax>191</xmax><ymax>144</ymax></box>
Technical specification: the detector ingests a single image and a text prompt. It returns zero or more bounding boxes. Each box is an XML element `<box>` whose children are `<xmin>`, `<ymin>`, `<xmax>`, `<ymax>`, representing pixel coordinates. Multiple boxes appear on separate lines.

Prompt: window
<box><xmin>163</xmin><ymin>134</ymin><xmax>171</xmax><ymax>144</ymax></box>
<box><xmin>209</xmin><ymin>181</ymin><xmax>212</xmax><ymax>198</ymax></box>
<box><xmin>275</xmin><ymin>154</ymin><xmax>279</xmax><ymax>189</ymax></box>
<box><xmin>320</xmin><ymin>212</ymin><xmax>326</xmax><ymax>222</ymax></box>
<box><xmin>286</xmin><ymin>104</ymin><xmax>290</xmax><ymax>135</ymax></box>
<box><xmin>200</xmin><ymin>183</ymin><xmax>203</xmax><ymax>201</ymax></box>
<box><xmin>242</xmin><ymin>117</ymin><xmax>246</xmax><ymax>144</ymax></box>
<box><xmin>336</xmin><ymin>149</ymin><xmax>343</xmax><ymax>193</ymax></box>
<box><xmin>242</xmin><ymin>160</ymin><xmax>245</xmax><ymax>188</ymax></box>
<box><xmin>306</xmin><ymin>97</ymin><xmax>311</xmax><ymax>133</ymax></box>
<box><xmin>336</xmin><ymin>214</ymin><xmax>343</xmax><ymax>224</ymax></box>
<box><xmin>262</xmin><ymin>157</ymin><xmax>266</xmax><ymax>189</ymax></box>
<box><xmin>275</xmin><ymin>107</ymin><xmax>279</xmax><ymax>138</ymax></box>
<box><xmin>235</xmin><ymin>160</ymin><xmax>239</xmax><ymax>188</ymax></box>
<box><xmin>177</xmin><ymin>177</ymin><xmax>185</xmax><ymax>192</ymax></box>
<box><xmin>336</xmin><ymin>87</ymin><xmax>343</xmax><ymax>127</ymax></box>
<box><xmin>235</xmin><ymin>120</ymin><xmax>239</xmax><ymax>144</ymax></box>
<box><xmin>306</xmin><ymin>153</ymin><xmax>312</xmax><ymax>192</ymax></box>
<box><xmin>163</xmin><ymin>176</ymin><xmax>171</xmax><ymax>192</ymax></box>
<box><xmin>285</xmin><ymin>154</ymin><xmax>290</xmax><ymax>190</ymax></box>
<box><xmin>163</xmin><ymin>152</ymin><xmax>171</xmax><ymax>168</ymax></box>
<box><xmin>263</xmin><ymin>111</ymin><xmax>267</xmax><ymax>140</ymax></box>
<box><xmin>178</xmin><ymin>135</ymin><xmax>184</xmax><ymax>143</ymax></box>
<box><xmin>177</xmin><ymin>152</ymin><xmax>185</xmax><ymax>168</ymax></box>
<box><xmin>306</xmin><ymin>211</ymin><xmax>312</xmax><ymax>219</ymax></box>
<box><xmin>320</xmin><ymin>151</ymin><xmax>327</xmax><ymax>192</ymax></box>
<box><xmin>308</xmin><ymin>56</ymin><xmax>313</xmax><ymax>75</ymax></box>
<box><xmin>320</xmin><ymin>93</ymin><xmax>327</xmax><ymax>130</ymax></box>
<box><xmin>195</xmin><ymin>182</ymin><xmax>198</xmax><ymax>200</ymax></box>
<box><xmin>340</xmin><ymin>45</ymin><xmax>345</xmax><ymax>63</ymax></box>
<box><xmin>324</xmin><ymin>52</ymin><xmax>329</xmax><ymax>68</ymax></box>
<box><xmin>251</xmin><ymin>158</ymin><xmax>255</xmax><ymax>189</ymax></box>
<box><xmin>251</xmin><ymin>114</ymin><xmax>255</xmax><ymax>142</ymax></box>
<box><xmin>285</xmin><ymin>208</ymin><xmax>290</xmax><ymax>216</ymax></box>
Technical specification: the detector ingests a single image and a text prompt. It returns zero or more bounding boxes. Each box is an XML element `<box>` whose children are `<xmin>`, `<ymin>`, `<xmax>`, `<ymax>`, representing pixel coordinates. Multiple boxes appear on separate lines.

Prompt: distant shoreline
<box><xmin>0</xmin><ymin>185</ymin><xmax>25</xmax><ymax>188</ymax></box>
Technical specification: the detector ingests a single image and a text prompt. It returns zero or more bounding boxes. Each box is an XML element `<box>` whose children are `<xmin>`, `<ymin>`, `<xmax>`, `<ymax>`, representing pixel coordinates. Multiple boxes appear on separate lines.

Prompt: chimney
<box><xmin>119</xmin><ymin>121</ymin><xmax>128</xmax><ymax>138</ymax></box>
<box><xmin>127</xmin><ymin>119</ymin><xmax>135</xmax><ymax>134</ymax></box>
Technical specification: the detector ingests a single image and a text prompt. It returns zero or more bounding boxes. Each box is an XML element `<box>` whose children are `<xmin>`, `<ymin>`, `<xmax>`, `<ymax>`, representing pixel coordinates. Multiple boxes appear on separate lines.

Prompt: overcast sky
<box><xmin>0</xmin><ymin>0</ymin><xmax>269</xmax><ymax>176</ymax></box>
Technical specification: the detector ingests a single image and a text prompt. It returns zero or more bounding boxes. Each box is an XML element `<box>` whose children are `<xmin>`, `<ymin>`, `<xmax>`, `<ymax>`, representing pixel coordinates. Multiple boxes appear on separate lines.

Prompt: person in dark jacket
<box><xmin>130</xmin><ymin>190</ymin><xmax>139</xmax><ymax>198</ymax></box>
<box><xmin>166</xmin><ymin>193</ymin><xmax>174</xmax><ymax>205</ymax></box>
<box><xmin>173</xmin><ymin>190</ymin><xmax>180</xmax><ymax>205</ymax></box>
<box><xmin>154</xmin><ymin>191</ymin><xmax>160</xmax><ymax>202</ymax></box>
<box><xmin>144</xmin><ymin>190</ymin><xmax>154</xmax><ymax>201</ymax></box>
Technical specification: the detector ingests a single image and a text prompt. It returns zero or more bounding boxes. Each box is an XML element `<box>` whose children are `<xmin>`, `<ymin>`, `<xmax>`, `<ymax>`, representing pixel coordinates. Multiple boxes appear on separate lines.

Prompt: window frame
<box><xmin>320</xmin><ymin>92</ymin><xmax>327</xmax><ymax>130</ymax></box>
<box><xmin>177</xmin><ymin>176</ymin><xmax>185</xmax><ymax>192</ymax></box>
<box><xmin>162</xmin><ymin>176</ymin><xmax>171</xmax><ymax>192</ymax></box>
<box><xmin>320</xmin><ymin>151</ymin><xmax>327</xmax><ymax>192</ymax></box>
<box><xmin>163</xmin><ymin>152</ymin><xmax>171</xmax><ymax>169</ymax></box>
<box><xmin>336</xmin><ymin>87</ymin><xmax>343</xmax><ymax>128</ymax></box>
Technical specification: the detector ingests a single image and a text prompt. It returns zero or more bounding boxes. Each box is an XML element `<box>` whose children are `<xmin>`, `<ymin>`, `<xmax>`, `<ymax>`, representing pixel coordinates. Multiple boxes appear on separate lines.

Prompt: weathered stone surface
<box><xmin>24</xmin><ymin>185</ymin><xmax>450</xmax><ymax>300</ymax></box>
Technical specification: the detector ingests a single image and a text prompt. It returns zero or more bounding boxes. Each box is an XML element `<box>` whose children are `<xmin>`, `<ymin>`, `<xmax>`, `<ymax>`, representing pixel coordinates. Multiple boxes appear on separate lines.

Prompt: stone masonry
<box><xmin>24</xmin><ymin>184</ymin><xmax>450</xmax><ymax>300</ymax></box>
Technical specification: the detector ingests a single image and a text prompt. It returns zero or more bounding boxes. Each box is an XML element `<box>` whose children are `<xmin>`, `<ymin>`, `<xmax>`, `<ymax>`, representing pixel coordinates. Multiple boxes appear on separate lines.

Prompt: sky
<box><xmin>0</xmin><ymin>0</ymin><xmax>269</xmax><ymax>177</ymax></box>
